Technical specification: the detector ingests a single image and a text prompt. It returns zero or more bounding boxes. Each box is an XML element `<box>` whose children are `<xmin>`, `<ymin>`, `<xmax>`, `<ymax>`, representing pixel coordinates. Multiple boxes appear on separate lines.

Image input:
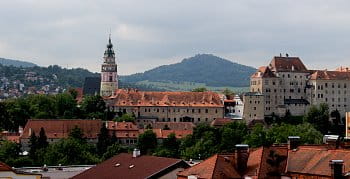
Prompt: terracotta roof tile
<box><xmin>286</xmin><ymin>146</ymin><xmax>350</xmax><ymax>177</ymax></box>
<box><xmin>269</xmin><ymin>56</ymin><xmax>308</xmax><ymax>72</ymax></box>
<box><xmin>251</xmin><ymin>66</ymin><xmax>277</xmax><ymax>78</ymax></box>
<box><xmin>72</xmin><ymin>153</ymin><xmax>188</xmax><ymax>179</ymax></box>
<box><xmin>20</xmin><ymin>119</ymin><xmax>102</xmax><ymax>139</ymax></box>
<box><xmin>210</xmin><ymin>118</ymin><xmax>233</xmax><ymax>127</ymax></box>
<box><xmin>151</xmin><ymin>122</ymin><xmax>195</xmax><ymax>130</ymax></box>
<box><xmin>310</xmin><ymin>70</ymin><xmax>350</xmax><ymax>80</ymax></box>
<box><xmin>107</xmin><ymin>89</ymin><xmax>223</xmax><ymax>107</ymax></box>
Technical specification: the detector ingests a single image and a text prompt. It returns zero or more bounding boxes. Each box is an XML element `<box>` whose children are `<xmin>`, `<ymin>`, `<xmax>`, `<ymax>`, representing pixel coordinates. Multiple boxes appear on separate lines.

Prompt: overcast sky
<box><xmin>1</xmin><ymin>0</ymin><xmax>350</xmax><ymax>75</ymax></box>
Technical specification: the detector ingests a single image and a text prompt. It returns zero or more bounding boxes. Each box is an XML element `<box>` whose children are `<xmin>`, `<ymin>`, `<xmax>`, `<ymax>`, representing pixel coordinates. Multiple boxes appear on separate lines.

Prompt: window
<box><xmin>205</xmin><ymin>109</ymin><xmax>209</xmax><ymax>113</ymax></box>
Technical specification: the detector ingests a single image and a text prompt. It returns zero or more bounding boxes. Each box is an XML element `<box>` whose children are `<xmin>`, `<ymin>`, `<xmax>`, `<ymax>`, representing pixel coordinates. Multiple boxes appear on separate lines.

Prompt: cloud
<box><xmin>0</xmin><ymin>0</ymin><xmax>350</xmax><ymax>75</ymax></box>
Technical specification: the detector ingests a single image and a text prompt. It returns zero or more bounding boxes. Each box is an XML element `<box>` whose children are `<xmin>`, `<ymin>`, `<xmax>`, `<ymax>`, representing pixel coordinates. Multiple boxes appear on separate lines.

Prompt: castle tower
<box><xmin>100</xmin><ymin>35</ymin><xmax>118</xmax><ymax>96</ymax></box>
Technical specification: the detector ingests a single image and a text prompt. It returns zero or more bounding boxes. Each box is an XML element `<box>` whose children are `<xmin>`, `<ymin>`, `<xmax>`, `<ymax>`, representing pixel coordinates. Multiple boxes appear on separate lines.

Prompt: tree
<box><xmin>97</xmin><ymin>125</ymin><xmax>111</xmax><ymax>156</ymax></box>
<box><xmin>29</xmin><ymin>131</ymin><xmax>38</xmax><ymax>159</ymax></box>
<box><xmin>219</xmin><ymin>122</ymin><xmax>248</xmax><ymax>152</ymax></box>
<box><xmin>137</xmin><ymin>130</ymin><xmax>157</xmax><ymax>155</ymax></box>
<box><xmin>44</xmin><ymin>138</ymin><xmax>99</xmax><ymax>165</ymax></box>
<box><xmin>0</xmin><ymin>141</ymin><xmax>21</xmax><ymax>166</ymax></box>
<box><xmin>102</xmin><ymin>144</ymin><xmax>126</xmax><ymax>160</ymax></box>
<box><xmin>114</xmin><ymin>114</ymin><xmax>135</xmax><ymax>122</ymax></box>
<box><xmin>191</xmin><ymin>87</ymin><xmax>207</xmax><ymax>92</ymax></box>
<box><xmin>80</xmin><ymin>95</ymin><xmax>106</xmax><ymax>119</ymax></box>
<box><xmin>110</xmin><ymin>130</ymin><xmax>118</xmax><ymax>145</ymax></box>
<box><xmin>155</xmin><ymin>133</ymin><xmax>180</xmax><ymax>158</ymax></box>
<box><xmin>37</xmin><ymin>127</ymin><xmax>49</xmax><ymax>149</ymax></box>
<box><xmin>69</xmin><ymin>126</ymin><xmax>85</xmax><ymax>142</ymax></box>
<box><xmin>55</xmin><ymin>93</ymin><xmax>78</xmax><ymax>118</ymax></box>
<box><xmin>68</xmin><ymin>88</ymin><xmax>78</xmax><ymax>99</ymax></box>
<box><xmin>222</xmin><ymin>88</ymin><xmax>234</xmax><ymax>98</ymax></box>
<box><xmin>244</xmin><ymin>123</ymin><xmax>269</xmax><ymax>148</ymax></box>
<box><xmin>304</xmin><ymin>103</ymin><xmax>330</xmax><ymax>134</ymax></box>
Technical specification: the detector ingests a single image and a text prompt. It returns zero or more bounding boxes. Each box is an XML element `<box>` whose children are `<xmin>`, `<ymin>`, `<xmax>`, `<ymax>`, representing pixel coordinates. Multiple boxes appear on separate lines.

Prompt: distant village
<box><xmin>1</xmin><ymin>37</ymin><xmax>350</xmax><ymax>179</ymax></box>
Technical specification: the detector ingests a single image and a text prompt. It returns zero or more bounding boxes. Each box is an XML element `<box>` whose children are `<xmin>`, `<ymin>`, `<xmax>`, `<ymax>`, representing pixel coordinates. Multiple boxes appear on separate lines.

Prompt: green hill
<box><xmin>0</xmin><ymin>57</ymin><xmax>37</xmax><ymax>67</ymax></box>
<box><xmin>120</xmin><ymin>54</ymin><xmax>256</xmax><ymax>87</ymax></box>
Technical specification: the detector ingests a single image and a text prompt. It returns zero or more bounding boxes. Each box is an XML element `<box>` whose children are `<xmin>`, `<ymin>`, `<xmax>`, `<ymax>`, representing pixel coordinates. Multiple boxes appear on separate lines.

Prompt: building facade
<box><xmin>100</xmin><ymin>36</ymin><xmax>118</xmax><ymax>97</ymax></box>
<box><xmin>249</xmin><ymin>55</ymin><xmax>350</xmax><ymax>120</ymax></box>
<box><xmin>105</xmin><ymin>89</ymin><xmax>225</xmax><ymax>124</ymax></box>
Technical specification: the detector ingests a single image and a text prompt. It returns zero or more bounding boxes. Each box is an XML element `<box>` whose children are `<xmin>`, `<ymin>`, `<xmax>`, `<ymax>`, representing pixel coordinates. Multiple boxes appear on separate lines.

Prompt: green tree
<box><xmin>304</xmin><ymin>103</ymin><xmax>330</xmax><ymax>134</ymax></box>
<box><xmin>110</xmin><ymin>130</ymin><xmax>118</xmax><ymax>145</ymax></box>
<box><xmin>44</xmin><ymin>138</ymin><xmax>99</xmax><ymax>165</ymax></box>
<box><xmin>80</xmin><ymin>95</ymin><xmax>106</xmax><ymax>119</ymax></box>
<box><xmin>244</xmin><ymin>123</ymin><xmax>269</xmax><ymax>147</ymax></box>
<box><xmin>102</xmin><ymin>144</ymin><xmax>126</xmax><ymax>160</ymax></box>
<box><xmin>55</xmin><ymin>93</ymin><xmax>78</xmax><ymax>118</ymax></box>
<box><xmin>191</xmin><ymin>87</ymin><xmax>207</xmax><ymax>92</ymax></box>
<box><xmin>0</xmin><ymin>141</ymin><xmax>21</xmax><ymax>166</ymax></box>
<box><xmin>155</xmin><ymin>133</ymin><xmax>180</xmax><ymax>158</ymax></box>
<box><xmin>222</xmin><ymin>88</ymin><xmax>234</xmax><ymax>98</ymax></box>
<box><xmin>69</xmin><ymin>126</ymin><xmax>85</xmax><ymax>142</ymax></box>
<box><xmin>29</xmin><ymin>131</ymin><xmax>38</xmax><ymax>159</ymax></box>
<box><xmin>114</xmin><ymin>113</ymin><xmax>135</xmax><ymax>122</ymax></box>
<box><xmin>97</xmin><ymin>125</ymin><xmax>111</xmax><ymax>156</ymax></box>
<box><xmin>37</xmin><ymin>127</ymin><xmax>49</xmax><ymax>149</ymax></box>
<box><xmin>219</xmin><ymin>122</ymin><xmax>248</xmax><ymax>152</ymax></box>
<box><xmin>137</xmin><ymin>130</ymin><xmax>157</xmax><ymax>155</ymax></box>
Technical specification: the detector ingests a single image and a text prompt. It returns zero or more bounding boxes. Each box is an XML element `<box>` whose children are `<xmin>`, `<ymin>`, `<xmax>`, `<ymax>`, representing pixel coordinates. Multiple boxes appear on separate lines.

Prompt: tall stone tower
<box><xmin>100</xmin><ymin>35</ymin><xmax>118</xmax><ymax>96</ymax></box>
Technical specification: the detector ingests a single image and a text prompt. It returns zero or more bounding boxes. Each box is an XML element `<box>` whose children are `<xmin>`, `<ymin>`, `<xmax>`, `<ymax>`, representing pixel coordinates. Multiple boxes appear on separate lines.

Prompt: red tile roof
<box><xmin>107</xmin><ymin>89</ymin><xmax>223</xmax><ymax>107</ymax></box>
<box><xmin>72</xmin><ymin>153</ymin><xmax>189</xmax><ymax>179</ymax></box>
<box><xmin>177</xmin><ymin>154</ymin><xmax>241</xmax><ymax>179</ymax></box>
<box><xmin>210</xmin><ymin>118</ymin><xmax>233</xmax><ymax>127</ymax></box>
<box><xmin>74</xmin><ymin>88</ymin><xmax>84</xmax><ymax>103</ymax></box>
<box><xmin>257</xmin><ymin>146</ymin><xmax>288</xmax><ymax>178</ymax></box>
<box><xmin>139</xmin><ymin>129</ymin><xmax>192</xmax><ymax>139</ymax></box>
<box><xmin>151</xmin><ymin>122</ymin><xmax>195</xmax><ymax>130</ymax></box>
<box><xmin>251</xmin><ymin>66</ymin><xmax>277</xmax><ymax>78</ymax></box>
<box><xmin>107</xmin><ymin>121</ymin><xmax>140</xmax><ymax>138</ymax></box>
<box><xmin>286</xmin><ymin>146</ymin><xmax>350</xmax><ymax>177</ymax></box>
<box><xmin>21</xmin><ymin>119</ymin><xmax>102</xmax><ymax>139</ymax></box>
<box><xmin>0</xmin><ymin>162</ymin><xmax>14</xmax><ymax>172</ymax></box>
<box><xmin>310</xmin><ymin>70</ymin><xmax>350</xmax><ymax>80</ymax></box>
<box><xmin>269</xmin><ymin>56</ymin><xmax>308</xmax><ymax>72</ymax></box>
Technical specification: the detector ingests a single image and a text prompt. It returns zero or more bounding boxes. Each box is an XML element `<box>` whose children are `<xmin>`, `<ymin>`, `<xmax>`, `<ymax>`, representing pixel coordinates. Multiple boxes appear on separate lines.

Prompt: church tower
<box><xmin>100</xmin><ymin>35</ymin><xmax>118</xmax><ymax>96</ymax></box>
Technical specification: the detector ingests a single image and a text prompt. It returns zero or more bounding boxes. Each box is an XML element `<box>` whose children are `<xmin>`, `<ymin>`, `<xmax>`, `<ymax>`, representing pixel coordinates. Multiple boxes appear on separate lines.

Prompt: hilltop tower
<box><xmin>100</xmin><ymin>35</ymin><xmax>118</xmax><ymax>96</ymax></box>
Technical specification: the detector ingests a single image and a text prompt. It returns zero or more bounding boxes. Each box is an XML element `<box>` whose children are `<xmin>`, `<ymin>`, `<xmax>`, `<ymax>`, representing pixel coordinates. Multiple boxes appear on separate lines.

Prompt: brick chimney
<box><xmin>288</xmin><ymin>136</ymin><xmax>300</xmax><ymax>150</ymax></box>
<box><xmin>329</xmin><ymin>160</ymin><xmax>343</xmax><ymax>179</ymax></box>
<box><xmin>235</xmin><ymin>144</ymin><xmax>249</xmax><ymax>175</ymax></box>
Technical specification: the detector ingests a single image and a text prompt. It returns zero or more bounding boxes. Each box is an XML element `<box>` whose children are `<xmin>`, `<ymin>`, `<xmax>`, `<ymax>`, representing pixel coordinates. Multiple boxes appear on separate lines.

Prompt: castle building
<box><xmin>100</xmin><ymin>36</ymin><xmax>118</xmax><ymax>96</ymax></box>
<box><xmin>248</xmin><ymin>55</ymin><xmax>350</xmax><ymax>121</ymax></box>
<box><xmin>105</xmin><ymin>89</ymin><xmax>225</xmax><ymax>124</ymax></box>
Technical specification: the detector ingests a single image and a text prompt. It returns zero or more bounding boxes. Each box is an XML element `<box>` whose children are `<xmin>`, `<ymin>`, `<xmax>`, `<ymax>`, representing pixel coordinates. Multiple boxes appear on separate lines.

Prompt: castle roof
<box><xmin>310</xmin><ymin>70</ymin><xmax>350</xmax><ymax>80</ymax></box>
<box><xmin>269</xmin><ymin>56</ymin><xmax>308</xmax><ymax>72</ymax></box>
<box><xmin>107</xmin><ymin>89</ymin><xmax>223</xmax><ymax>107</ymax></box>
<box><xmin>251</xmin><ymin>66</ymin><xmax>277</xmax><ymax>78</ymax></box>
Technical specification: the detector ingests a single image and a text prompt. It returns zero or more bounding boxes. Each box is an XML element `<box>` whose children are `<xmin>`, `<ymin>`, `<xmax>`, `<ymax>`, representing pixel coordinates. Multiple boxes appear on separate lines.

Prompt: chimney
<box><xmin>133</xmin><ymin>148</ymin><xmax>141</xmax><ymax>158</ymax></box>
<box><xmin>329</xmin><ymin>160</ymin><xmax>343</xmax><ymax>179</ymax></box>
<box><xmin>235</xmin><ymin>144</ymin><xmax>249</xmax><ymax>174</ymax></box>
<box><xmin>288</xmin><ymin>136</ymin><xmax>300</xmax><ymax>150</ymax></box>
<box><xmin>323</xmin><ymin>135</ymin><xmax>339</xmax><ymax>149</ymax></box>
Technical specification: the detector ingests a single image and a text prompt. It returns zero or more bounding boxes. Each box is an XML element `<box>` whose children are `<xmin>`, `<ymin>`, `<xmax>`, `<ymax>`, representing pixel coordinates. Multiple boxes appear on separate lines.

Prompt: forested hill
<box><xmin>120</xmin><ymin>54</ymin><xmax>256</xmax><ymax>87</ymax></box>
<box><xmin>0</xmin><ymin>57</ymin><xmax>37</xmax><ymax>67</ymax></box>
<box><xmin>0</xmin><ymin>64</ymin><xmax>99</xmax><ymax>88</ymax></box>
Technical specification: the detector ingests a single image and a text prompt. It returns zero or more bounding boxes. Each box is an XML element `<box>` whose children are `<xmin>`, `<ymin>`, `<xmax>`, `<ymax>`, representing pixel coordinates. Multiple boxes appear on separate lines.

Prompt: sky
<box><xmin>1</xmin><ymin>0</ymin><xmax>350</xmax><ymax>75</ymax></box>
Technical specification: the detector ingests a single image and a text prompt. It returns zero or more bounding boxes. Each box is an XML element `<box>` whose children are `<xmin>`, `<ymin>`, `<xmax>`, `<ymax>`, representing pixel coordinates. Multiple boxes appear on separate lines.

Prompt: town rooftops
<box><xmin>21</xmin><ymin>119</ymin><xmax>102</xmax><ymax>139</ymax></box>
<box><xmin>151</xmin><ymin>122</ymin><xmax>195</xmax><ymax>130</ymax></box>
<box><xmin>269</xmin><ymin>56</ymin><xmax>308</xmax><ymax>72</ymax></box>
<box><xmin>310</xmin><ymin>70</ymin><xmax>350</xmax><ymax>80</ymax></box>
<box><xmin>107</xmin><ymin>89</ymin><xmax>223</xmax><ymax>107</ymax></box>
<box><xmin>251</xmin><ymin>66</ymin><xmax>277</xmax><ymax>78</ymax></box>
<box><xmin>71</xmin><ymin>153</ymin><xmax>189</xmax><ymax>179</ymax></box>
<box><xmin>286</xmin><ymin>146</ymin><xmax>350</xmax><ymax>177</ymax></box>
<box><xmin>210</xmin><ymin>118</ymin><xmax>233</xmax><ymax>127</ymax></box>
